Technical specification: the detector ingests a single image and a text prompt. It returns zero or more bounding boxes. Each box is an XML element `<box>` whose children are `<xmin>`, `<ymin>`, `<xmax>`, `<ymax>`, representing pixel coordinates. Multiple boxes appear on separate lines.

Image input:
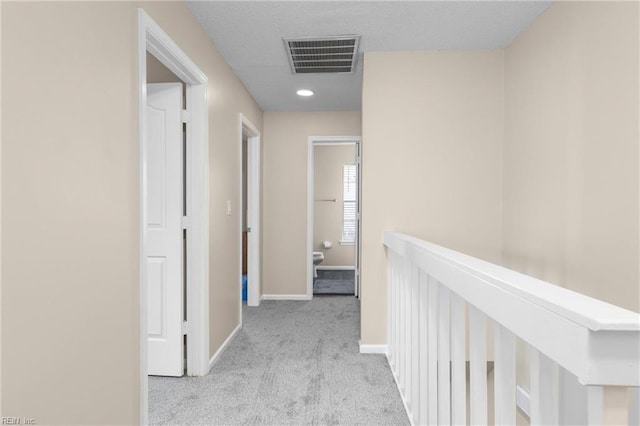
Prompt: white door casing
<box><xmin>145</xmin><ymin>83</ymin><xmax>183</xmax><ymax>377</ymax></box>
<box><xmin>239</xmin><ymin>115</ymin><xmax>261</xmax><ymax>309</ymax></box>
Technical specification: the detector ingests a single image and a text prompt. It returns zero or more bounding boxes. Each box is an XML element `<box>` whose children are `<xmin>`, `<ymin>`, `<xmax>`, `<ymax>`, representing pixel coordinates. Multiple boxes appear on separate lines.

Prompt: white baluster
<box><xmin>427</xmin><ymin>276</ymin><xmax>439</xmax><ymax>426</ymax></box>
<box><xmin>405</xmin><ymin>260</ymin><xmax>413</xmax><ymax>410</ymax></box>
<box><xmin>438</xmin><ymin>285</ymin><xmax>451</xmax><ymax>425</ymax></box>
<box><xmin>392</xmin><ymin>252</ymin><xmax>400</xmax><ymax>378</ymax></box>
<box><xmin>404</xmin><ymin>257</ymin><xmax>411</xmax><ymax>403</ymax></box>
<box><xmin>411</xmin><ymin>265</ymin><xmax>420</xmax><ymax>421</ymax></box>
<box><xmin>530</xmin><ymin>347</ymin><xmax>559</xmax><ymax>425</ymax></box>
<box><xmin>388</xmin><ymin>251</ymin><xmax>395</xmax><ymax>371</ymax></box>
<box><xmin>494</xmin><ymin>322</ymin><xmax>516</xmax><ymax>426</ymax></box>
<box><xmin>395</xmin><ymin>253</ymin><xmax>401</xmax><ymax>376</ymax></box>
<box><xmin>451</xmin><ymin>293</ymin><xmax>466</xmax><ymax>425</ymax></box>
<box><xmin>419</xmin><ymin>270</ymin><xmax>429</xmax><ymax>424</ymax></box>
<box><xmin>394</xmin><ymin>252</ymin><xmax>400</xmax><ymax>373</ymax></box>
<box><xmin>469</xmin><ymin>306</ymin><xmax>488</xmax><ymax>425</ymax></box>
<box><xmin>399</xmin><ymin>256</ymin><xmax>407</xmax><ymax>393</ymax></box>
<box><xmin>392</xmin><ymin>252</ymin><xmax>400</xmax><ymax>377</ymax></box>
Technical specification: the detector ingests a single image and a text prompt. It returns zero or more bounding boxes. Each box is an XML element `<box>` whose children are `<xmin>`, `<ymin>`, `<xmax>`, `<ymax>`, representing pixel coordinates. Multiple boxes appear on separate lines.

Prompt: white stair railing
<box><xmin>384</xmin><ymin>232</ymin><xmax>640</xmax><ymax>426</ymax></box>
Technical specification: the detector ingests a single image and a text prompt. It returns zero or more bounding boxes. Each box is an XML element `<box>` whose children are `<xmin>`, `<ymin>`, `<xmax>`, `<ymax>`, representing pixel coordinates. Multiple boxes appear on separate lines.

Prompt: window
<box><xmin>342</xmin><ymin>164</ymin><xmax>357</xmax><ymax>244</ymax></box>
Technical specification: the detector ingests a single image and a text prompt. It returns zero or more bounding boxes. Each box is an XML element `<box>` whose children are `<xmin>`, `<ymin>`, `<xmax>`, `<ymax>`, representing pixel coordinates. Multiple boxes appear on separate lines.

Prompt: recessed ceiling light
<box><xmin>296</xmin><ymin>89</ymin><xmax>314</xmax><ymax>97</ymax></box>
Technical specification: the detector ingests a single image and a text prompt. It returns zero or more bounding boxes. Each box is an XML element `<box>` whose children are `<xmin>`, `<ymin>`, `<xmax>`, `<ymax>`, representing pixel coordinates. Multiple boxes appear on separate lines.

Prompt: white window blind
<box><xmin>342</xmin><ymin>164</ymin><xmax>357</xmax><ymax>243</ymax></box>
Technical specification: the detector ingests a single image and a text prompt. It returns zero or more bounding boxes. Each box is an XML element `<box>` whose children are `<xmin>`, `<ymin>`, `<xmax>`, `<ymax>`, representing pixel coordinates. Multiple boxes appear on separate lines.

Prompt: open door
<box><xmin>145</xmin><ymin>83</ymin><xmax>184</xmax><ymax>377</ymax></box>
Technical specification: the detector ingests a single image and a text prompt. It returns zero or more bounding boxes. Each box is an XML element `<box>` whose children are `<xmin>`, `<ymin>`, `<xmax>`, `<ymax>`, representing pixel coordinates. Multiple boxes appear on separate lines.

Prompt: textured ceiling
<box><xmin>186</xmin><ymin>1</ymin><xmax>552</xmax><ymax>111</ymax></box>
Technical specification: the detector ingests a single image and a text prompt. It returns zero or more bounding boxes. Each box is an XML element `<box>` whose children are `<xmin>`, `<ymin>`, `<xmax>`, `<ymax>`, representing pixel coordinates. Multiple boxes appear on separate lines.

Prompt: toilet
<box><xmin>313</xmin><ymin>251</ymin><xmax>324</xmax><ymax>278</ymax></box>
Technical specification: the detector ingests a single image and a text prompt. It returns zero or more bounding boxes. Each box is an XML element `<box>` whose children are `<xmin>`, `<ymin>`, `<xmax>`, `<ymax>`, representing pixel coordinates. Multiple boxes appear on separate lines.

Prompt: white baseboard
<box><xmin>261</xmin><ymin>294</ymin><xmax>311</xmax><ymax>301</ymax></box>
<box><xmin>359</xmin><ymin>341</ymin><xmax>388</xmax><ymax>354</ymax></box>
<box><xmin>208</xmin><ymin>323</ymin><xmax>241</xmax><ymax>371</ymax></box>
<box><xmin>316</xmin><ymin>265</ymin><xmax>355</xmax><ymax>270</ymax></box>
<box><xmin>516</xmin><ymin>385</ymin><xmax>531</xmax><ymax>418</ymax></box>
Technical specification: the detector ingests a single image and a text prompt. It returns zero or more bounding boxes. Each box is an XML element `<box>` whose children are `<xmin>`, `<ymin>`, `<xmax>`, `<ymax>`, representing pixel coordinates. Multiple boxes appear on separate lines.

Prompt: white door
<box><xmin>145</xmin><ymin>83</ymin><xmax>184</xmax><ymax>377</ymax></box>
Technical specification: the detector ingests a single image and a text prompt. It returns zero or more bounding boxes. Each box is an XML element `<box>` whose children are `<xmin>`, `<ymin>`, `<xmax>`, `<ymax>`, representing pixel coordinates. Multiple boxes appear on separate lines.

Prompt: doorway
<box><xmin>145</xmin><ymin>77</ymin><xmax>185</xmax><ymax>377</ymax></box>
<box><xmin>138</xmin><ymin>9</ymin><xmax>210</xmax><ymax>424</ymax></box>
<box><xmin>307</xmin><ymin>137</ymin><xmax>362</xmax><ymax>299</ymax></box>
<box><xmin>240</xmin><ymin>115</ymin><xmax>261</xmax><ymax>309</ymax></box>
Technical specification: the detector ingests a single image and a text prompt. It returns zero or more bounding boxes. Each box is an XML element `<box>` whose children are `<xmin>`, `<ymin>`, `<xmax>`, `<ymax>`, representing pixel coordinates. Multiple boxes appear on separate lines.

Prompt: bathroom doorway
<box><xmin>307</xmin><ymin>137</ymin><xmax>361</xmax><ymax>298</ymax></box>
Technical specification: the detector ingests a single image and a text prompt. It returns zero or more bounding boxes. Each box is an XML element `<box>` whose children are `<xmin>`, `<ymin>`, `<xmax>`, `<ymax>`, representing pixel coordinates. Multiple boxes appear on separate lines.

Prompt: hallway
<box><xmin>149</xmin><ymin>297</ymin><xmax>409</xmax><ymax>425</ymax></box>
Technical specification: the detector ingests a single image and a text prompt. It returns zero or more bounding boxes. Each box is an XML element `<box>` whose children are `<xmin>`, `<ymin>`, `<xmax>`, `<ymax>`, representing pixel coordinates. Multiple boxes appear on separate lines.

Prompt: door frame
<box><xmin>138</xmin><ymin>9</ymin><xmax>210</xmax><ymax>424</ymax></box>
<box><xmin>238</xmin><ymin>114</ymin><xmax>261</xmax><ymax>310</ymax></box>
<box><xmin>306</xmin><ymin>136</ymin><xmax>362</xmax><ymax>299</ymax></box>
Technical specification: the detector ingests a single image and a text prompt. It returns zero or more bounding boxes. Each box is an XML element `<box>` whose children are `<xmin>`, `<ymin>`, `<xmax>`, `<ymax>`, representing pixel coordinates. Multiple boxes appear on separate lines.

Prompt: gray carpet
<box><xmin>314</xmin><ymin>270</ymin><xmax>355</xmax><ymax>295</ymax></box>
<box><xmin>149</xmin><ymin>297</ymin><xmax>409</xmax><ymax>425</ymax></box>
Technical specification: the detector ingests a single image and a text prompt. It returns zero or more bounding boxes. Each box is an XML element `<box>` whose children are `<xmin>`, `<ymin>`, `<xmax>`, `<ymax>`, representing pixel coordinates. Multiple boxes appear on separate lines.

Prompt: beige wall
<box><xmin>314</xmin><ymin>145</ymin><xmax>356</xmax><ymax>267</ymax></box>
<box><xmin>503</xmin><ymin>1</ymin><xmax>639</xmax><ymax>404</ymax></box>
<box><xmin>1</xmin><ymin>2</ymin><xmax>261</xmax><ymax>424</ymax></box>
<box><xmin>146</xmin><ymin>52</ymin><xmax>181</xmax><ymax>84</ymax></box>
<box><xmin>262</xmin><ymin>111</ymin><xmax>361</xmax><ymax>295</ymax></box>
<box><xmin>503</xmin><ymin>1</ymin><xmax>639</xmax><ymax>313</ymax></box>
<box><xmin>361</xmin><ymin>51</ymin><xmax>504</xmax><ymax>344</ymax></box>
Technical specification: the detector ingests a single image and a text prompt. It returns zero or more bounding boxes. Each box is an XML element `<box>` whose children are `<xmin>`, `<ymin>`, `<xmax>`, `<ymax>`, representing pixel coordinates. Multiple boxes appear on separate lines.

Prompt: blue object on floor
<box><xmin>242</xmin><ymin>275</ymin><xmax>248</xmax><ymax>301</ymax></box>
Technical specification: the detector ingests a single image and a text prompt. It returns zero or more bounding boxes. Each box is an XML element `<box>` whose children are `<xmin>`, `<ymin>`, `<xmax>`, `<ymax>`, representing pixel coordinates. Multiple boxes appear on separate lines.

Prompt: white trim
<box><xmin>516</xmin><ymin>385</ymin><xmax>531</xmax><ymax>418</ymax></box>
<box><xmin>138</xmin><ymin>10</ymin><xmax>209</xmax><ymax>424</ymax></box>
<box><xmin>385</xmin><ymin>232</ymin><xmax>640</xmax><ymax>386</ymax></box>
<box><xmin>386</xmin><ymin>354</ymin><xmax>415</xmax><ymax>426</ymax></box>
<box><xmin>208</xmin><ymin>323</ymin><xmax>242</xmax><ymax>371</ymax></box>
<box><xmin>261</xmin><ymin>294</ymin><xmax>312</xmax><ymax>301</ymax></box>
<box><xmin>359</xmin><ymin>341</ymin><xmax>389</xmax><ymax>354</ymax></box>
<box><xmin>306</xmin><ymin>139</ymin><xmax>314</xmax><ymax>301</ymax></box>
<box><xmin>339</xmin><ymin>240</ymin><xmax>355</xmax><ymax>246</ymax></box>
<box><xmin>307</xmin><ymin>136</ymin><xmax>361</xmax><ymax>301</ymax></box>
<box><xmin>316</xmin><ymin>265</ymin><xmax>355</xmax><ymax>271</ymax></box>
<box><xmin>239</xmin><ymin>114</ymin><xmax>261</xmax><ymax>311</ymax></box>
<box><xmin>186</xmin><ymin>85</ymin><xmax>210</xmax><ymax>378</ymax></box>
<box><xmin>308</xmin><ymin>140</ymin><xmax>357</xmax><ymax>146</ymax></box>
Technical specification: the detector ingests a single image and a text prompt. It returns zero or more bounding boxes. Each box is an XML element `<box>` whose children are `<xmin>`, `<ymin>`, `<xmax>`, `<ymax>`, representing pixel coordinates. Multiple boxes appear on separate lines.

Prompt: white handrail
<box><xmin>385</xmin><ymin>232</ymin><xmax>640</xmax><ymax>332</ymax></box>
<box><xmin>384</xmin><ymin>232</ymin><xmax>640</xmax><ymax>387</ymax></box>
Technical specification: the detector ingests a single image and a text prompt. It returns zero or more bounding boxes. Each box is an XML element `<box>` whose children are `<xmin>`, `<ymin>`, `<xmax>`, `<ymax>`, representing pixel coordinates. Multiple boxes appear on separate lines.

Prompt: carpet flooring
<box><xmin>313</xmin><ymin>270</ymin><xmax>355</xmax><ymax>295</ymax></box>
<box><xmin>149</xmin><ymin>297</ymin><xmax>409</xmax><ymax>425</ymax></box>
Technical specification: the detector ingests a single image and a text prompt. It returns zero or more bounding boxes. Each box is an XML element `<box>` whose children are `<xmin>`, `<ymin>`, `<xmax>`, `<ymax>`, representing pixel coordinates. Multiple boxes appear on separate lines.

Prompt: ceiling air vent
<box><xmin>283</xmin><ymin>35</ymin><xmax>361</xmax><ymax>74</ymax></box>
